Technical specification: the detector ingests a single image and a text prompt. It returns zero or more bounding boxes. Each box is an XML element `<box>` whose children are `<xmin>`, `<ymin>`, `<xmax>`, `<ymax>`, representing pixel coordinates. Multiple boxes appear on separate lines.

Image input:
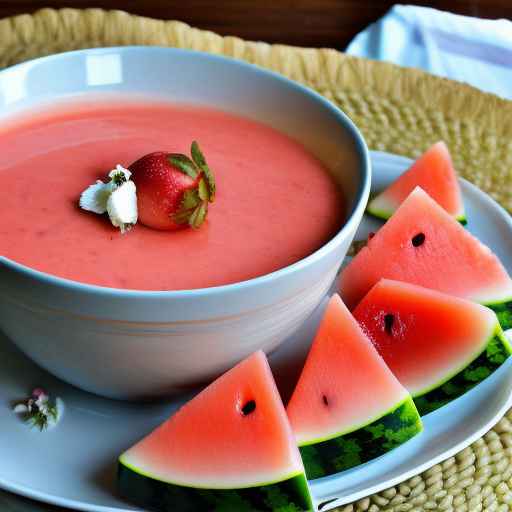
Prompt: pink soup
<box><xmin>0</xmin><ymin>99</ymin><xmax>345</xmax><ymax>290</ymax></box>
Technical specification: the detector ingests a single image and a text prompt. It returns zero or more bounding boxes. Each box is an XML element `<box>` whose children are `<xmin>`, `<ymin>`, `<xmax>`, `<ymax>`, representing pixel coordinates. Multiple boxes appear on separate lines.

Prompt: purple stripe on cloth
<box><xmin>413</xmin><ymin>26</ymin><xmax>512</xmax><ymax>68</ymax></box>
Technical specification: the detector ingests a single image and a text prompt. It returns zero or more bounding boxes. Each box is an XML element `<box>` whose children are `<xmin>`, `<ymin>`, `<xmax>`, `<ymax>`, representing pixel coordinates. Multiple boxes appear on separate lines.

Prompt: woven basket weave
<box><xmin>1</xmin><ymin>8</ymin><xmax>512</xmax><ymax>512</ymax></box>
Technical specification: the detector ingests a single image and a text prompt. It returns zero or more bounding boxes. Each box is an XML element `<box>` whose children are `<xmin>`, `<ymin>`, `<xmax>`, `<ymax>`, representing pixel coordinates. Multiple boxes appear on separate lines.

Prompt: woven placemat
<box><xmin>1</xmin><ymin>8</ymin><xmax>512</xmax><ymax>512</ymax></box>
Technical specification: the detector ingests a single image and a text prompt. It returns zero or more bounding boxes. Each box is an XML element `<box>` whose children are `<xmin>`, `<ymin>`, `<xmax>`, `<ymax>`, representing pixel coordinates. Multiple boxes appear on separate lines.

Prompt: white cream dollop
<box><xmin>79</xmin><ymin>165</ymin><xmax>137</xmax><ymax>233</ymax></box>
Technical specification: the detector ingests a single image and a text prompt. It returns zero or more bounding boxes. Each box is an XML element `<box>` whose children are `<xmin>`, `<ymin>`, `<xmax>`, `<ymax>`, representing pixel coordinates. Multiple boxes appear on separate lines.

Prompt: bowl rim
<box><xmin>0</xmin><ymin>45</ymin><xmax>371</xmax><ymax>298</ymax></box>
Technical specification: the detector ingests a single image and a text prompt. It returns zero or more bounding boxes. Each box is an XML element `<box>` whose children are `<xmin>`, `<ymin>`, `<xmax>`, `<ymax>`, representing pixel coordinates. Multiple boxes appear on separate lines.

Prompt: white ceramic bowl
<box><xmin>0</xmin><ymin>47</ymin><xmax>371</xmax><ymax>399</ymax></box>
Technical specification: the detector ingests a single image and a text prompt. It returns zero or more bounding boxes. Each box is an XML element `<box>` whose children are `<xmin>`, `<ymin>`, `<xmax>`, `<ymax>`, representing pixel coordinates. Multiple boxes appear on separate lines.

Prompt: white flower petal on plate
<box><xmin>35</xmin><ymin>395</ymin><xmax>48</xmax><ymax>408</ymax></box>
<box><xmin>38</xmin><ymin>403</ymin><xmax>49</xmax><ymax>415</ymax></box>
<box><xmin>106</xmin><ymin>180</ymin><xmax>138</xmax><ymax>233</ymax></box>
<box><xmin>79</xmin><ymin>181</ymin><xmax>112</xmax><ymax>214</ymax></box>
<box><xmin>44</xmin><ymin>399</ymin><xmax>63</xmax><ymax>430</ymax></box>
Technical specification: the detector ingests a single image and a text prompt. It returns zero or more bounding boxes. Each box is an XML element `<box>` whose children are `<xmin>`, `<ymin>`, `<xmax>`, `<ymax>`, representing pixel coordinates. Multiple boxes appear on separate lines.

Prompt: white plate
<box><xmin>1</xmin><ymin>151</ymin><xmax>512</xmax><ymax>512</ymax></box>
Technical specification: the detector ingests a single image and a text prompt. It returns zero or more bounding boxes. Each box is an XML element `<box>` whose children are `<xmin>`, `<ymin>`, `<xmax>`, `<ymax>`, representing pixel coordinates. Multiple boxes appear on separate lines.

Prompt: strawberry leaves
<box><xmin>191</xmin><ymin>140</ymin><xmax>216</xmax><ymax>201</ymax></box>
<box><xmin>173</xmin><ymin>188</ymin><xmax>208</xmax><ymax>229</ymax></box>
<box><xmin>198</xmin><ymin>177</ymin><xmax>209</xmax><ymax>201</ymax></box>
<box><xmin>188</xmin><ymin>202</ymin><xmax>207</xmax><ymax>228</ymax></box>
<box><xmin>174</xmin><ymin>189</ymin><xmax>201</xmax><ymax>225</ymax></box>
<box><xmin>168</xmin><ymin>154</ymin><xmax>199</xmax><ymax>180</ymax></box>
<box><xmin>172</xmin><ymin>141</ymin><xmax>216</xmax><ymax>229</ymax></box>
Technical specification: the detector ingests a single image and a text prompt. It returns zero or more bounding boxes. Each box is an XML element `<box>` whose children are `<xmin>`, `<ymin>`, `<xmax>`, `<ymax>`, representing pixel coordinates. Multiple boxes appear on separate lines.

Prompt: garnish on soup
<box><xmin>79</xmin><ymin>165</ymin><xmax>138</xmax><ymax>233</ymax></box>
<box><xmin>129</xmin><ymin>141</ymin><xmax>215</xmax><ymax>231</ymax></box>
<box><xmin>79</xmin><ymin>142</ymin><xmax>214</xmax><ymax>233</ymax></box>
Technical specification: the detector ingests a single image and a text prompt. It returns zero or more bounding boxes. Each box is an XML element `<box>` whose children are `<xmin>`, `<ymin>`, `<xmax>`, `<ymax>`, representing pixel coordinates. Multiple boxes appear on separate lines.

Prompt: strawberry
<box><xmin>129</xmin><ymin>141</ymin><xmax>215</xmax><ymax>231</ymax></box>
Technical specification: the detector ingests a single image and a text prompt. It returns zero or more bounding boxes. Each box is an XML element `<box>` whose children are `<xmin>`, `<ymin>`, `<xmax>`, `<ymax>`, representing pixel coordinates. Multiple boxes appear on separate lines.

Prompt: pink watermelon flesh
<box><xmin>367</xmin><ymin>141</ymin><xmax>465</xmax><ymax>221</ymax></box>
<box><xmin>287</xmin><ymin>294</ymin><xmax>409</xmax><ymax>444</ymax></box>
<box><xmin>353</xmin><ymin>280</ymin><xmax>503</xmax><ymax>396</ymax></box>
<box><xmin>119</xmin><ymin>351</ymin><xmax>305</xmax><ymax>488</ymax></box>
<box><xmin>340</xmin><ymin>187</ymin><xmax>512</xmax><ymax>310</ymax></box>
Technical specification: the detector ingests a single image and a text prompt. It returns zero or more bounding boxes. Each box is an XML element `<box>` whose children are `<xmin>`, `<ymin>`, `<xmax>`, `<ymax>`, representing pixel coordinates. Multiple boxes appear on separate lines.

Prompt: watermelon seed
<box><xmin>384</xmin><ymin>314</ymin><xmax>394</xmax><ymax>334</ymax></box>
<box><xmin>412</xmin><ymin>233</ymin><xmax>425</xmax><ymax>247</ymax></box>
<box><xmin>322</xmin><ymin>395</ymin><xmax>329</xmax><ymax>406</ymax></box>
<box><xmin>241</xmin><ymin>400</ymin><xmax>256</xmax><ymax>416</ymax></box>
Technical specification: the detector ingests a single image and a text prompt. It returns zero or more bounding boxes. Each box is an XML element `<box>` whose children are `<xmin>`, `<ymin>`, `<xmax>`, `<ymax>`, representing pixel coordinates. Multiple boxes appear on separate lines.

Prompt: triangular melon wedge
<box><xmin>367</xmin><ymin>141</ymin><xmax>466</xmax><ymax>222</ymax></box>
<box><xmin>353</xmin><ymin>280</ymin><xmax>512</xmax><ymax>415</ymax></box>
<box><xmin>287</xmin><ymin>294</ymin><xmax>422</xmax><ymax>479</ymax></box>
<box><xmin>118</xmin><ymin>351</ymin><xmax>313</xmax><ymax>512</ymax></box>
<box><xmin>340</xmin><ymin>187</ymin><xmax>512</xmax><ymax>329</ymax></box>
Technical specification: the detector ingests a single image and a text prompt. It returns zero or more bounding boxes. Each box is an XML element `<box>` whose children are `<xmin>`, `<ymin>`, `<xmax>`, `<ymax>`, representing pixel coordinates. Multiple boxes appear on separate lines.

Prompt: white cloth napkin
<box><xmin>346</xmin><ymin>4</ymin><xmax>512</xmax><ymax>99</ymax></box>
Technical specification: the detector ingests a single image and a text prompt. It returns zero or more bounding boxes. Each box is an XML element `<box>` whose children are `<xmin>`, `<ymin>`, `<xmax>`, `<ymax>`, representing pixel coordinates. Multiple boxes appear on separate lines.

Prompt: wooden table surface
<box><xmin>1</xmin><ymin>0</ymin><xmax>511</xmax><ymax>50</ymax></box>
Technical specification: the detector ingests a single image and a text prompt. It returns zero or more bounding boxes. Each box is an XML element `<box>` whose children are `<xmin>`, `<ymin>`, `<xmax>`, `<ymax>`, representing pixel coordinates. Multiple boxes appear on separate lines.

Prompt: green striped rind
<box><xmin>487</xmin><ymin>300</ymin><xmax>512</xmax><ymax>331</ymax></box>
<box><xmin>118</xmin><ymin>463</ymin><xmax>313</xmax><ymax>512</ymax></box>
<box><xmin>414</xmin><ymin>326</ymin><xmax>512</xmax><ymax>415</ymax></box>
<box><xmin>298</xmin><ymin>396</ymin><xmax>422</xmax><ymax>480</ymax></box>
<box><xmin>365</xmin><ymin>204</ymin><xmax>393</xmax><ymax>222</ymax></box>
<box><xmin>456</xmin><ymin>214</ymin><xmax>467</xmax><ymax>225</ymax></box>
<box><xmin>366</xmin><ymin>206</ymin><xmax>467</xmax><ymax>225</ymax></box>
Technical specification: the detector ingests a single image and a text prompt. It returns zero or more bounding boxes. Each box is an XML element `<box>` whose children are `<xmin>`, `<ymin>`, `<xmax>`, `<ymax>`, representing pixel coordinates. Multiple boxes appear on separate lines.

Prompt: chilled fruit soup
<box><xmin>0</xmin><ymin>98</ymin><xmax>346</xmax><ymax>290</ymax></box>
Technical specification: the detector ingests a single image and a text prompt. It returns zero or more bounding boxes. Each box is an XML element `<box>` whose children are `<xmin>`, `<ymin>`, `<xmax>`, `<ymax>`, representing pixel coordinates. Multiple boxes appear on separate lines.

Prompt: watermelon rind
<box><xmin>118</xmin><ymin>460</ymin><xmax>313</xmax><ymax>512</ymax></box>
<box><xmin>298</xmin><ymin>396</ymin><xmax>422</xmax><ymax>480</ymax></box>
<box><xmin>487</xmin><ymin>301</ymin><xmax>512</xmax><ymax>331</ymax></box>
<box><xmin>456</xmin><ymin>213</ymin><xmax>468</xmax><ymax>225</ymax></box>
<box><xmin>365</xmin><ymin>202</ymin><xmax>394</xmax><ymax>222</ymax></box>
<box><xmin>413</xmin><ymin>324</ymin><xmax>512</xmax><ymax>415</ymax></box>
<box><xmin>366</xmin><ymin>201</ymin><xmax>467</xmax><ymax>225</ymax></box>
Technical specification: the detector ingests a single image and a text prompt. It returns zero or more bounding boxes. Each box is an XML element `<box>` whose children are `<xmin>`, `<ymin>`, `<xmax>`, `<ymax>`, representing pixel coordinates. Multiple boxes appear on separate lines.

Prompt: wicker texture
<box><xmin>1</xmin><ymin>8</ymin><xmax>512</xmax><ymax>512</ymax></box>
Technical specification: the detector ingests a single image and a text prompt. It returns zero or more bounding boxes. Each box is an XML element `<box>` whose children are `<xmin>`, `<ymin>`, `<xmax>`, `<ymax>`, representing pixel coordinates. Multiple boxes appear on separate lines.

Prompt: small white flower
<box><xmin>79</xmin><ymin>181</ymin><xmax>112</xmax><ymax>214</ymax></box>
<box><xmin>37</xmin><ymin>403</ymin><xmax>49</xmax><ymax>415</ymax></box>
<box><xmin>35</xmin><ymin>395</ymin><xmax>46</xmax><ymax>407</ymax></box>
<box><xmin>106</xmin><ymin>181</ymin><xmax>138</xmax><ymax>233</ymax></box>
<box><xmin>79</xmin><ymin>164</ymin><xmax>138</xmax><ymax>233</ymax></box>
<box><xmin>12</xmin><ymin>389</ymin><xmax>64</xmax><ymax>431</ymax></box>
<box><xmin>108</xmin><ymin>164</ymin><xmax>132</xmax><ymax>182</ymax></box>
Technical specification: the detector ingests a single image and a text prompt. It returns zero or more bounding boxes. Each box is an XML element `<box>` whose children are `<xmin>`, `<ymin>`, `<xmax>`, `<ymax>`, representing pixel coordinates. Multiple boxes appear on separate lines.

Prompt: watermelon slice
<box><xmin>286</xmin><ymin>294</ymin><xmax>422</xmax><ymax>479</ymax></box>
<box><xmin>353</xmin><ymin>280</ymin><xmax>512</xmax><ymax>415</ymax></box>
<box><xmin>118</xmin><ymin>351</ymin><xmax>313</xmax><ymax>512</ymax></box>
<box><xmin>367</xmin><ymin>142</ymin><xmax>466</xmax><ymax>222</ymax></box>
<box><xmin>340</xmin><ymin>187</ymin><xmax>512</xmax><ymax>330</ymax></box>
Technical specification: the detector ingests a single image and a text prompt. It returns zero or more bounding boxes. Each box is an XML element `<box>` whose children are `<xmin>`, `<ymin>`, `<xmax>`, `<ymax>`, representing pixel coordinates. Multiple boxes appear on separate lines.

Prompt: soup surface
<box><xmin>0</xmin><ymin>99</ymin><xmax>346</xmax><ymax>290</ymax></box>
